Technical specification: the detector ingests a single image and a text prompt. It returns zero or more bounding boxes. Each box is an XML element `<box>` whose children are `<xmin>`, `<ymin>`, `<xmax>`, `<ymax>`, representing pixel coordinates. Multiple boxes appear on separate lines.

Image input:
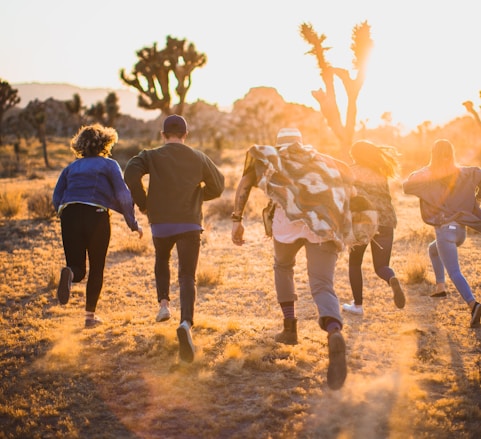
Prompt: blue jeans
<box><xmin>152</xmin><ymin>230</ymin><xmax>201</xmax><ymax>325</ymax></box>
<box><xmin>428</xmin><ymin>223</ymin><xmax>474</xmax><ymax>304</ymax></box>
<box><xmin>273</xmin><ymin>238</ymin><xmax>342</xmax><ymax>330</ymax></box>
<box><xmin>348</xmin><ymin>225</ymin><xmax>395</xmax><ymax>305</ymax></box>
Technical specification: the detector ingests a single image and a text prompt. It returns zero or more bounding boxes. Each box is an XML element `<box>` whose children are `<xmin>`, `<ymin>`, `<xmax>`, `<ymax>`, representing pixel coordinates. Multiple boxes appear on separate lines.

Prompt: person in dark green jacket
<box><xmin>124</xmin><ymin>115</ymin><xmax>225</xmax><ymax>363</ymax></box>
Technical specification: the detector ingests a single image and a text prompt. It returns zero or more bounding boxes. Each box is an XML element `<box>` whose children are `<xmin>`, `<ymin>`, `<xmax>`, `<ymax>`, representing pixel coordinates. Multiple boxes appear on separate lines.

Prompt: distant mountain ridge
<box><xmin>12</xmin><ymin>82</ymin><xmax>158</xmax><ymax>121</ymax></box>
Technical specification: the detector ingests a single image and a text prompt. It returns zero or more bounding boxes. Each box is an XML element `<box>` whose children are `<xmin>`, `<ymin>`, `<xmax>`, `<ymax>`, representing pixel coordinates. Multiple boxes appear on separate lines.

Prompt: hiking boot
<box><xmin>57</xmin><ymin>267</ymin><xmax>73</xmax><ymax>305</ymax></box>
<box><xmin>274</xmin><ymin>318</ymin><xmax>298</xmax><ymax>345</ymax></box>
<box><xmin>389</xmin><ymin>277</ymin><xmax>406</xmax><ymax>309</ymax></box>
<box><xmin>85</xmin><ymin>315</ymin><xmax>103</xmax><ymax>328</ymax></box>
<box><xmin>327</xmin><ymin>330</ymin><xmax>347</xmax><ymax>390</ymax></box>
<box><xmin>470</xmin><ymin>302</ymin><xmax>481</xmax><ymax>328</ymax></box>
<box><xmin>156</xmin><ymin>304</ymin><xmax>171</xmax><ymax>322</ymax></box>
<box><xmin>342</xmin><ymin>301</ymin><xmax>363</xmax><ymax>315</ymax></box>
<box><xmin>177</xmin><ymin>321</ymin><xmax>195</xmax><ymax>363</ymax></box>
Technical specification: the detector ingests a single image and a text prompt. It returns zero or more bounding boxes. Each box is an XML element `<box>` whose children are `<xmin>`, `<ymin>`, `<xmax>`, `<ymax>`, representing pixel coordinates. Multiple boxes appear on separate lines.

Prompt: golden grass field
<box><xmin>1</xmin><ymin>146</ymin><xmax>481</xmax><ymax>438</ymax></box>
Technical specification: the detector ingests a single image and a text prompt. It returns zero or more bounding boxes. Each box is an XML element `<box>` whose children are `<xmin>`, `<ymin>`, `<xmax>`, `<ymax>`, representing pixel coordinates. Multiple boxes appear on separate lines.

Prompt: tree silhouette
<box><xmin>120</xmin><ymin>36</ymin><xmax>207</xmax><ymax>118</ymax></box>
<box><xmin>0</xmin><ymin>79</ymin><xmax>21</xmax><ymax>145</ymax></box>
<box><xmin>23</xmin><ymin>99</ymin><xmax>49</xmax><ymax>168</ymax></box>
<box><xmin>105</xmin><ymin>92</ymin><xmax>120</xmax><ymax>127</ymax></box>
<box><xmin>463</xmin><ymin>93</ymin><xmax>481</xmax><ymax>130</ymax></box>
<box><xmin>300</xmin><ymin>21</ymin><xmax>373</xmax><ymax>157</ymax></box>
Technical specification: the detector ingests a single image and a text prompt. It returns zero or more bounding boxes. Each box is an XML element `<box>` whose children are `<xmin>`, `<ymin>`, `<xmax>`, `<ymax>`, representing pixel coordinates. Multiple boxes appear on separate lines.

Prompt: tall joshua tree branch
<box><xmin>463</xmin><ymin>93</ymin><xmax>481</xmax><ymax>130</ymax></box>
<box><xmin>300</xmin><ymin>21</ymin><xmax>373</xmax><ymax>156</ymax></box>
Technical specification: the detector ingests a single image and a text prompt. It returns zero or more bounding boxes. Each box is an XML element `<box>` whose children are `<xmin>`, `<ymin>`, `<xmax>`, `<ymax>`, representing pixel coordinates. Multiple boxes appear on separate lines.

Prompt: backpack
<box><xmin>349</xmin><ymin>195</ymin><xmax>379</xmax><ymax>247</ymax></box>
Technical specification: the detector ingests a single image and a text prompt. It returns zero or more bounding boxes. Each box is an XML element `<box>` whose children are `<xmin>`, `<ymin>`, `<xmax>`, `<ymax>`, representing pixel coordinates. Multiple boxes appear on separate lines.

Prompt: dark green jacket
<box><xmin>124</xmin><ymin>143</ymin><xmax>224</xmax><ymax>225</ymax></box>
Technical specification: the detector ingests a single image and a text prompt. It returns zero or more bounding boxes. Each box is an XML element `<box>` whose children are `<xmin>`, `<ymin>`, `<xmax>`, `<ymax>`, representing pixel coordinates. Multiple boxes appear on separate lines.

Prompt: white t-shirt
<box><xmin>272</xmin><ymin>205</ymin><xmax>324</xmax><ymax>244</ymax></box>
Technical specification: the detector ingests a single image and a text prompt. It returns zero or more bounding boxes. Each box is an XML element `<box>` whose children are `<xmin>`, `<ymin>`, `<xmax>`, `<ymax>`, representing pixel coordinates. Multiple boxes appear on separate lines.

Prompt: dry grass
<box><xmin>1</xmin><ymin>154</ymin><xmax>481</xmax><ymax>439</ymax></box>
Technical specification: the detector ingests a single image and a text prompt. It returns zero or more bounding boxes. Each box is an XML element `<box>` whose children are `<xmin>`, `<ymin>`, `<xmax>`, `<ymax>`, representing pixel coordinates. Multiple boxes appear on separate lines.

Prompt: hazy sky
<box><xmin>2</xmin><ymin>0</ymin><xmax>480</xmax><ymax>131</ymax></box>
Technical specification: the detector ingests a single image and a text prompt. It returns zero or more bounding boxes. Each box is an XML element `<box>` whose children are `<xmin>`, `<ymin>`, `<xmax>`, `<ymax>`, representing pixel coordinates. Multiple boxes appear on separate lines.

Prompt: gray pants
<box><xmin>273</xmin><ymin>238</ymin><xmax>343</xmax><ymax>329</ymax></box>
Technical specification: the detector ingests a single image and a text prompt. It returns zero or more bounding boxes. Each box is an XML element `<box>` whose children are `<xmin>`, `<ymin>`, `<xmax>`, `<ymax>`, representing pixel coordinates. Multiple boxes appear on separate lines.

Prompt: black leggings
<box><xmin>60</xmin><ymin>204</ymin><xmax>111</xmax><ymax>312</ymax></box>
<box><xmin>348</xmin><ymin>225</ymin><xmax>395</xmax><ymax>306</ymax></box>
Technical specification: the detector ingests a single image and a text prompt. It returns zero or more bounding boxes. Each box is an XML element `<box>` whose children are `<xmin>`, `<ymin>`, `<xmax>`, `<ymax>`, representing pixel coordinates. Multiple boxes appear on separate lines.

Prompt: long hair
<box><xmin>429</xmin><ymin>139</ymin><xmax>458</xmax><ymax>177</ymax></box>
<box><xmin>349</xmin><ymin>140</ymin><xmax>400</xmax><ymax>178</ymax></box>
<box><xmin>70</xmin><ymin>124</ymin><xmax>118</xmax><ymax>158</ymax></box>
<box><xmin>428</xmin><ymin>139</ymin><xmax>459</xmax><ymax>194</ymax></box>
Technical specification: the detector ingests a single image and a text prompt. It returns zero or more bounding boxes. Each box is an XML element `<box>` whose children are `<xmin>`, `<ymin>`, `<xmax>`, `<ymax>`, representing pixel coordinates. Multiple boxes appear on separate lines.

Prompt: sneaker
<box><xmin>470</xmin><ymin>302</ymin><xmax>481</xmax><ymax>328</ymax></box>
<box><xmin>327</xmin><ymin>330</ymin><xmax>347</xmax><ymax>390</ymax></box>
<box><xmin>156</xmin><ymin>305</ymin><xmax>171</xmax><ymax>322</ymax></box>
<box><xmin>85</xmin><ymin>315</ymin><xmax>103</xmax><ymax>328</ymax></box>
<box><xmin>430</xmin><ymin>291</ymin><xmax>447</xmax><ymax>298</ymax></box>
<box><xmin>177</xmin><ymin>321</ymin><xmax>195</xmax><ymax>363</ymax></box>
<box><xmin>342</xmin><ymin>301</ymin><xmax>363</xmax><ymax>315</ymax></box>
<box><xmin>389</xmin><ymin>277</ymin><xmax>406</xmax><ymax>309</ymax></box>
<box><xmin>57</xmin><ymin>267</ymin><xmax>73</xmax><ymax>305</ymax></box>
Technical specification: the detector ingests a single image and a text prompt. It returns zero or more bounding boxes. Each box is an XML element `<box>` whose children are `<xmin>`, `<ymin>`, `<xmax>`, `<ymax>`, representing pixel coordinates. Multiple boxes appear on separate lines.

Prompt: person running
<box><xmin>342</xmin><ymin>140</ymin><xmax>406</xmax><ymax>315</ymax></box>
<box><xmin>403</xmin><ymin>138</ymin><xmax>481</xmax><ymax>328</ymax></box>
<box><xmin>124</xmin><ymin>115</ymin><xmax>225</xmax><ymax>362</ymax></box>
<box><xmin>231</xmin><ymin>128</ymin><xmax>354</xmax><ymax>390</ymax></box>
<box><xmin>53</xmin><ymin>124</ymin><xmax>143</xmax><ymax>328</ymax></box>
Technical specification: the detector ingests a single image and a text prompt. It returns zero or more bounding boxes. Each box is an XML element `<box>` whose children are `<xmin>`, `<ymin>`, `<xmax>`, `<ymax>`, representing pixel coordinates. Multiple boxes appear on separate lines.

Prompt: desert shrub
<box><xmin>27</xmin><ymin>188</ymin><xmax>56</xmax><ymax>219</ymax></box>
<box><xmin>205</xmin><ymin>197</ymin><xmax>234</xmax><ymax>221</ymax></box>
<box><xmin>0</xmin><ymin>190</ymin><xmax>23</xmax><ymax>218</ymax></box>
<box><xmin>405</xmin><ymin>250</ymin><xmax>428</xmax><ymax>284</ymax></box>
<box><xmin>197</xmin><ymin>264</ymin><xmax>222</xmax><ymax>287</ymax></box>
<box><xmin>0</xmin><ymin>157</ymin><xmax>22</xmax><ymax>178</ymax></box>
<box><xmin>115</xmin><ymin>235</ymin><xmax>151</xmax><ymax>255</ymax></box>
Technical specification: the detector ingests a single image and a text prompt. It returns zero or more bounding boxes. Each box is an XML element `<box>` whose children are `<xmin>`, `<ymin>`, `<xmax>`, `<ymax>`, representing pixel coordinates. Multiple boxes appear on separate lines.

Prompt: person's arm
<box><xmin>124</xmin><ymin>153</ymin><xmax>148</xmax><ymax>213</ymax></box>
<box><xmin>402</xmin><ymin>167</ymin><xmax>432</xmax><ymax>196</ymax></box>
<box><xmin>231</xmin><ymin>169</ymin><xmax>256</xmax><ymax>246</ymax></box>
<box><xmin>109</xmin><ymin>160</ymin><xmax>142</xmax><ymax>237</ymax></box>
<box><xmin>52</xmin><ymin>168</ymin><xmax>68</xmax><ymax>213</ymax></box>
<box><xmin>202</xmin><ymin>155</ymin><xmax>225</xmax><ymax>201</ymax></box>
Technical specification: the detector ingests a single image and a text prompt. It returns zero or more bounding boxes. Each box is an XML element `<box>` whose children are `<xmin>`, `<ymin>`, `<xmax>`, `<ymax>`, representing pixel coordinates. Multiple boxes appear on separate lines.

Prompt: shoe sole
<box><xmin>342</xmin><ymin>306</ymin><xmax>363</xmax><ymax>315</ymax></box>
<box><xmin>327</xmin><ymin>332</ymin><xmax>347</xmax><ymax>390</ymax></box>
<box><xmin>85</xmin><ymin>319</ymin><xmax>102</xmax><ymax>328</ymax></box>
<box><xmin>390</xmin><ymin>277</ymin><xmax>406</xmax><ymax>309</ymax></box>
<box><xmin>57</xmin><ymin>267</ymin><xmax>72</xmax><ymax>305</ymax></box>
<box><xmin>156</xmin><ymin>313</ymin><xmax>171</xmax><ymax>322</ymax></box>
<box><xmin>430</xmin><ymin>291</ymin><xmax>447</xmax><ymax>298</ymax></box>
<box><xmin>470</xmin><ymin>303</ymin><xmax>481</xmax><ymax>328</ymax></box>
<box><xmin>177</xmin><ymin>325</ymin><xmax>195</xmax><ymax>363</ymax></box>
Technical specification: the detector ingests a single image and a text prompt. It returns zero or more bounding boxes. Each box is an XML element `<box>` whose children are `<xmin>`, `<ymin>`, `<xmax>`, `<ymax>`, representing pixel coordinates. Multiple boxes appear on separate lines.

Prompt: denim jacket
<box><xmin>53</xmin><ymin>156</ymin><xmax>139</xmax><ymax>231</ymax></box>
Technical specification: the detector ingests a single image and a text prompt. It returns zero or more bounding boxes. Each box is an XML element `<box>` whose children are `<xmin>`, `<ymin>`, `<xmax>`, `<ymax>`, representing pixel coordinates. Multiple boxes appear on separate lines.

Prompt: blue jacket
<box><xmin>52</xmin><ymin>156</ymin><xmax>139</xmax><ymax>231</ymax></box>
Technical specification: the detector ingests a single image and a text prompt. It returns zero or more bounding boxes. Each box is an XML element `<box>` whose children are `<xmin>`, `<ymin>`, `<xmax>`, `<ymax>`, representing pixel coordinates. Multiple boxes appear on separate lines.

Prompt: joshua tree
<box><xmin>300</xmin><ymin>21</ymin><xmax>373</xmax><ymax>157</ymax></box>
<box><xmin>23</xmin><ymin>99</ymin><xmax>49</xmax><ymax>168</ymax></box>
<box><xmin>105</xmin><ymin>92</ymin><xmax>120</xmax><ymax>127</ymax></box>
<box><xmin>0</xmin><ymin>79</ymin><xmax>21</xmax><ymax>145</ymax></box>
<box><xmin>120</xmin><ymin>36</ymin><xmax>207</xmax><ymax>118</ymax></box>
<box><xmin>463</xmin><ymin>94</ymin><xmax>481</xmax><ymax>130</ymax></box>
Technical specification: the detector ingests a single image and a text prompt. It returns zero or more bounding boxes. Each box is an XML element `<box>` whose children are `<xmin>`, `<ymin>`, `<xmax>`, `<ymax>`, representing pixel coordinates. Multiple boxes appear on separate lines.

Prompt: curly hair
<box><xmin>350</xmin><ymin>140</ymin><xmax>400</xmax><ymax>179</ymax></box>
<box><xmin>70</xmin><ymin>124</ymin><xmax>118</xmax><ymax>158</ymax></box>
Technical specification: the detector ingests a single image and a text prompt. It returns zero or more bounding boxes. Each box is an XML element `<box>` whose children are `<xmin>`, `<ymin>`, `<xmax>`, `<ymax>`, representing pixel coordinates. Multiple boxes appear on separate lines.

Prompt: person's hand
<box><xmin>231</xmin><ymin>222</ymin><xmax>245</xmax><ymax>246</ymax></box>
<box><xmin>136</xmin><ymin>226</ymin><xmax>143</xmax><ymax>239</ymax></box>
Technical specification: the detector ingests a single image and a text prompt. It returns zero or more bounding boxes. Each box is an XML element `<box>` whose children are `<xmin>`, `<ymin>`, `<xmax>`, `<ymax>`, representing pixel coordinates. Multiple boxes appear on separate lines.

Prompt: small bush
<box><xmin>205</xmin><ymin>197</ymin><xmax>234</xmax><ymax>221</ymax></box>
<box><xmin>27</xmin><ymin>188</ymin><xmax>56</xmax><ymax>220</ymax></box>
<box><xmin>0</xmin><ymin>191</ymin><xmax>23</xmax><ymax>218</ymax></box>
<box><xmin>405</xmin><ymin>250</ymin><xmax>428</xmax><ymax>284</ymax></box>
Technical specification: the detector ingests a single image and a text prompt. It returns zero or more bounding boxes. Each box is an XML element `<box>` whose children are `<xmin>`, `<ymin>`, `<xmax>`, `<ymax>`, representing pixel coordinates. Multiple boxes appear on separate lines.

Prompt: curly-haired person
<box><xmin>53</xmin><ymin>124</ymin><xmax>143</xmax><ymax>328</ymax></box>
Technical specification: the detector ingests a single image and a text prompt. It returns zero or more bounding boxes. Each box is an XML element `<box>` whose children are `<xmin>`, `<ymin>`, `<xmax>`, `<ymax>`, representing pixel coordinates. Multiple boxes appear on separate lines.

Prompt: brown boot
<box><xmin>274</xmin><ymin>318</ymin><xmax>298</xmax><ymax>345</ymax></box>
